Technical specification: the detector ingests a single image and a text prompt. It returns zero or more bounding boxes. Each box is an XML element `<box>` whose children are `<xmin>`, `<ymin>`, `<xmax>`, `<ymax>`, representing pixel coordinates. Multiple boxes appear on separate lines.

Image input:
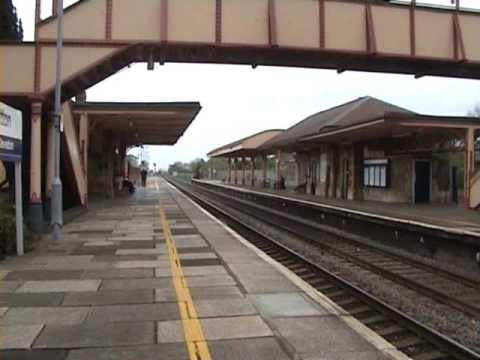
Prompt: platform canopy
<box><xmin>72</xmin><ymin>101</ymin><xmax>201</xmax><ymax>146</ymax></box>
<box><xmin>301</xmin><ymin>113</ymin><xmax>480</xmax><ymax>144</ymax></box>
<box><xmin>208</xmin><ymin>129</ymin><xmax>284</xmax><ymax>158</ymax></box>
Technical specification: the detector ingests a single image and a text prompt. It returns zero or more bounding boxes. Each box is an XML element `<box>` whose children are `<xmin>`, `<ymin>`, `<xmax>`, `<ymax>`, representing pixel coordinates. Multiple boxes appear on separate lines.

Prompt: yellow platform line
<box><xmin>160</xmin><ymin>206</ymin><xmax>212</xmax><ymax>360</ymax></box>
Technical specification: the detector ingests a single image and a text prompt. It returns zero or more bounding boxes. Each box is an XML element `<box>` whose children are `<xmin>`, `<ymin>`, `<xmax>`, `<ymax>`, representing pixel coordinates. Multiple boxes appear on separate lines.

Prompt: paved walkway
<box><xmin>201</xmin><ymin>180</ymin><xmax>480</xmax><ymax>235</ymax></box>
<box><xmin>0</xmin><ymin>178</ymin><xmax>402</xmax><ymax>360</ymax></box>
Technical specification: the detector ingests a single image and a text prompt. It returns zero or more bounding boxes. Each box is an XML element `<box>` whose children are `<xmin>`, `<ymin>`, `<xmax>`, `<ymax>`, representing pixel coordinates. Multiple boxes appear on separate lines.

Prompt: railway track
<box><xmin>188</xmin><ymin>179</ymin><xmax>480</xmax><ymax>318</ymax></box>
<box><xmin>167</xmin><ymin>177</ymin><xmax>480</xmax><ymax>360</ymax></box>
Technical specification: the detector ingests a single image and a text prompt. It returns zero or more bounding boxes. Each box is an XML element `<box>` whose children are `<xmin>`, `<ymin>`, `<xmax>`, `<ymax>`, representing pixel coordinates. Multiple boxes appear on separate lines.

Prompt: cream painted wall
<box><xmin>372</xmin><ymin>6</ymin><xmax>410</xmax><ymax>55</ymax></box>
<box><xmin>222</xmin><ymin>0</ymin><xmax>269</xmax><ymax>45</ymax></box>
<box><xmin>460</xmin><ymin>14</ymin><xmax>480</xmax><ymax>61</ymax></box>
<box><xmin>0</xmin><ymin>46</ymin><xmax>35</xmax><ymax>93</ymax></box>
<box><xmin>40</xmin><ymin>46</ymin><xmax>118</xmax><ymax>92</ymax></box>
<box><xmin>325</xmin><ymin>2</ymin><xmax>366</xmax><ymax>51</ymax></box>
<box><xmin>276</xmin><ymin>0</ymin><xmax>320</xmax><ymax>49</ymax></box>
<box><xmin>39</xmin><ymin>0</ymin><xmax>106</xmax><ymax>40</ymax></box>
<box><xmin>112</xmin><ymin>0</ymin><xmax>162</xmax><ymax>41</ymax></box>
<box><xmin>415</xmin><ymin>10</ymin><xmax>454</xmax><ymax>59</ymax></box>
<box><xmin>169</xmin><ymin>0</ymin><xmax>216</xmax><ymax>43</ymax></box>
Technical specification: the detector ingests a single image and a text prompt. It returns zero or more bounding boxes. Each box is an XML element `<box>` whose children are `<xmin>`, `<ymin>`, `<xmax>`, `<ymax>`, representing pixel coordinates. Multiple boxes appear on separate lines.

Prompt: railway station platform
<box><xmin>0</xmin><ymin>178</ymin><xmax>405</xmax><ymax>360</ymax></box>
<box><xmin>197</xmin><ymin>180</ymin><xmax>480</xmax><ymax>237</ymax></box>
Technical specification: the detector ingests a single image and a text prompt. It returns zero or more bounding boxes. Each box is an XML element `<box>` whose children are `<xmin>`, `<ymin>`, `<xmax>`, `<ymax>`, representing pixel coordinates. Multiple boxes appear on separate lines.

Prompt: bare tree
<box><xmin>468</xmin><ymin>104</ymin><xmax>480</xmax><ymax>118</ymax></box>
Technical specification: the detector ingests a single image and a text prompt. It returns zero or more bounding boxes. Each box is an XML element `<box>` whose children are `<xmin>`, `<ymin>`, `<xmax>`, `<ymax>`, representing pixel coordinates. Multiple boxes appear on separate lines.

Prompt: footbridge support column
<box><xmin>29</xmin><ymin>101</ymin><xmax>44</xmax><ymax>233</ymax></box>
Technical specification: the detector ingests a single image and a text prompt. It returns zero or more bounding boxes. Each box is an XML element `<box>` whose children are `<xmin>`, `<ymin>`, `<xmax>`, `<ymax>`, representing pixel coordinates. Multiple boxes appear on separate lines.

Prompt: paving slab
<box><xmin>303</xmin><ymin>351</ymin><xmax>391</xmax><ymax>360</ymax></box>
<box><xmin>0</xmin><ymin>270</ymin><xmax>9</xmax><ymax>280</ymax></box>
<box><xmin>94</xmin><ymin>254</ymin><xmax>159</xmax><ymax>262</ymax></box>
<box><xmin>86</xmin><ymin>303</ymin><xmax>180</xmax><ymax>323</ymax></box>
<box><xmin>62</xmin><ymin>289</ymin><xmax>154</xmax><ymax>306</ymax></box>
<box><xmin>208</xmin><ymin>337</ymin><xmax>291</xmax><ymax>360</ymax></box>
<box><xmin>34</xmin><ymin>322</ymin><xmax>155</xmax><ymax>349</ymax></box>
<box><xmin>177</xmin><ymin>247</ymin><xmax>212</xmax><ymax>253</ymax></box>
<box><xmin>25</xmin><ymin>256</ymin><xmax>94</xmax><ymax>265</ymax></box>
<box><xmin>82</xmin><ymin>268</ymin><xmax>154</xmax><ymax>279</ymax></box>
<box><xmin>237</xmin><ymin>275</ymin><xmax>299</xmax><ymax>294</ymax></box>
<box><xmin>271</xmin><ymin>316</ymin><xmax>385</xmax><ymax>357</ymax></box>
<box><xmin>66</xmin><ymin>344</ymin><xmax>189</xmax><ymax>360</ymax></box>
<box><xmin>0</xmin><ymin>281</ymin><xmax>22</xmax><ymax>293</ymax></box>
<box><xmin>181</xmin><ymin>258</ymin><xmax>222</xmax><ymax>267</ymax></box>
<box><xmin>250</xmin><ymin>293</ymin><xmax>326</xmax><ymax>317</ymax></box>
<box><xmin>0</xmin><ymin>325</ymin><xmax>44</xmax><ymax>349</ymax></box>
<box><xmin>185</xmin><ymin>275</ymin><xmax>236</xmax><ymax>288</ymax></box>
<box><xmin>113</xmin><ymin>260</ymin><xmax>170</xmax><ymax>269</ymax></box>
<box><xmin>115</xmin><ymin>248</ymin><xmax>168</xmax><ymax>255</ymax></box>
<box><xmin>100</xmin><ymin>278</ymin><xmax>172</xmax><ymax>291</ymax></box>
<box><xmin>5</xmin><ymin>270</ymin><xmax>84</xmax><ymax>281</ymax></box>
<box><xmin>180</xmin><ymin>266</ymin><xmax>229</xmax><ymax>277</ymax></box>
<box><xmin>194</xmin><ymin>298</ymin><xmax>258</xmax><ymax>318</ymax></box>
<box><xmin>157</xmin><ymin>315</ymin><xmax>272</xmax><ymax>343</ymax></box>
<box><xmin>0</xmin><ymin>293</ymin><xmax>64</xmax><ymax>307</ymax></box>
<box><xmin>83</xmin><ymin>241</ymin><xmax>114</xmax><ymax>246</ymax></box>
<box><xmin>115</xmin><ymin>240</ymin><xmax>157</xmax><ymax>249</ymax></box>
<box><xmin>154</xmin><ymin>267</ymin><xmax>173</xmax><ymax>277</ymax></box>
<box><xmin>71</xmin><ymin>247</ymin><xmax>116</xmax><ymax>255</ymax></box>
<box><xmin>0</xmin><ymin>350</ymin><xmax>68</xmax><ymax>360</ymax></box>
<box><xmin>0</xmin><ymin>306</ymin><xmax>89</xmax><ymax>325</ymax></box>
<box><xmin>178</xmin><ymin>252</ymin><xmax>218</xmax><ymax>260</ymax></box>
<box><xmin>17</xmin><ymin>280</ymin><xmax>101</xmax><ymax>293</ymax></box>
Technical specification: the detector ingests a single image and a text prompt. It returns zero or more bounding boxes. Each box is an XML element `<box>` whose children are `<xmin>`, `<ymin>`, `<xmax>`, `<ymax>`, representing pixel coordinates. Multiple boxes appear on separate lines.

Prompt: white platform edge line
<box><xmin>167</xmin><ymin>181</ymin><xmax>412</xmax><ymax>360</ymax></box>
<box><xmin>194</xmin><ymin>180</ymin><xmax>479</xmax><ymax>237</ymax></box>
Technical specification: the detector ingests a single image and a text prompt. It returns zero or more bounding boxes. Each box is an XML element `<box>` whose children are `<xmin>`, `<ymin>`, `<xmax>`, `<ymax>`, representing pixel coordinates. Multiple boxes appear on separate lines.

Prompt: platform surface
<box><xmin>0</xmin><ymin>178</ymin><xmax>399</xmax><ymax>360</ymax></box>
<box><xmin>199</xmin><ymin>180</ymin><xmax>480</xmax><ymax>235</ymax></box>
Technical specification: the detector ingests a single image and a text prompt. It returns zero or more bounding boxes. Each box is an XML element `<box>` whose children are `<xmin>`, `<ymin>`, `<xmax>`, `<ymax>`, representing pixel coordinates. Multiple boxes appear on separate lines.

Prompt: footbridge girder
<box><xmin>2</xmin><ymin>0</ymin><xmax>480</xmax><ymax>105</ymax></box>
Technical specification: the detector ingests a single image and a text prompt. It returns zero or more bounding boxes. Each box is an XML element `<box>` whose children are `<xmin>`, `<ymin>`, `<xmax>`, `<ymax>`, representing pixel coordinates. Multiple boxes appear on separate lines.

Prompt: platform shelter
<box><xmin>208</xmin><ymin>129</ymin><xmax>283</xmax><ymax>187</ymax></box>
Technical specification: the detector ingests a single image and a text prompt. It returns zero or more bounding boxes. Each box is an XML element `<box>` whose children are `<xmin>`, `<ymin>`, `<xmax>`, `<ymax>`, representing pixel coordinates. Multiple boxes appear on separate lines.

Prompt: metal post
<box><xmin>51</xmin><ymin>0</ymin><xmax>64</xmax><ymax>240</ymax></box>
<box><xmin>15</xmin><ymin>160</ymin><xmax>24</xmax><ymax>256</ymax></box>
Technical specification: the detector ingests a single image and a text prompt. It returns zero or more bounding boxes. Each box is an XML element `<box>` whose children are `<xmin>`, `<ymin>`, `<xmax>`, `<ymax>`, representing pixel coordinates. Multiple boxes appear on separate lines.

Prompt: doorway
<box><xmin>310</xmin><ymin>160</ymin><xmax>317</xmax><ymax>195</ymax></box>
<box><xmin>451</xmin><ymin>166</ymin><xmax>458</xmax><ymax>204</ymax></box>
<box><xmin>341</xmin><ymin>158</ymin><xmax>350</xmax><ymax>200</ymax></box>
<box><xmin>414</xmin><ymin>160</ymin><xmax>431</xmax><ymax>204</ymax></box>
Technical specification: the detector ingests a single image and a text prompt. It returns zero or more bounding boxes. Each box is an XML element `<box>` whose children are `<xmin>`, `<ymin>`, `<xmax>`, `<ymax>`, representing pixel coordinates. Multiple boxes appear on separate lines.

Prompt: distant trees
<box><xmin>468</xmin><ymin>104</ymin><xmax>480</xmax><ymax>118</ymax></box>
<box><xmin>0</xmin><ymin>0</ymin><xmax>23</xmax><ymax>40</ymax></box>
<box><xmin>168</xmin><ymin>158</ymin><xmax>210</xmax><ymax>179</ymax></box>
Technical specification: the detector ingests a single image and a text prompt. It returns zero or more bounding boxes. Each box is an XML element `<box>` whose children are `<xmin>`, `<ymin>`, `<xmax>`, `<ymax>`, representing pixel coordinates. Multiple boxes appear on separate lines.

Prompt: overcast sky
<box><xmin>14</xmin><ymin>0</ymin><xmax>480</xmax><ymax>169</ymax></box>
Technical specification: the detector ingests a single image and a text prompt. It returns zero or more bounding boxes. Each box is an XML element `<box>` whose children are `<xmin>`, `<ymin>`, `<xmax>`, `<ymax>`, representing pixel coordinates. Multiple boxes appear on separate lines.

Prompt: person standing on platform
<box><xmin>140</xmin><ymin>161</ymin><xmax>148</xmax><ymax>187</ymax></box>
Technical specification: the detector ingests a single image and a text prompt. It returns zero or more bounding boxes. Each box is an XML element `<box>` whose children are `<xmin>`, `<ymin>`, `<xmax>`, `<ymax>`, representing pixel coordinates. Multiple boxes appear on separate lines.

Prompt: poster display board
<box><xmin>0</xmin><ymin>103</ymin><xmax>22</xmax><ymax>161</ymax></box>
<box><xmin>0</xmin><ymin>102</ymin><xmax>24</xmax><ymax>255</ymax></box>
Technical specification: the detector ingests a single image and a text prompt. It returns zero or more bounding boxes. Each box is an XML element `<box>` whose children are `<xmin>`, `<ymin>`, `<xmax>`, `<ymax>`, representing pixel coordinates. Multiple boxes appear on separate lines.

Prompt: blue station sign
<box><xmin>0</xmin><ymin>103</ymin><xmax>22</xmax><ymax>162</ymax></box>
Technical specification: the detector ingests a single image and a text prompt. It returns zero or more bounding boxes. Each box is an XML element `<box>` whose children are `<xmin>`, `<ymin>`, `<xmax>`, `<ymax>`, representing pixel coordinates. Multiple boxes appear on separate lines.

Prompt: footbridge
<box><xmin>2</xmin><ymin>0</ymin><xmax>480</xmax><ymax>105</ymax></box>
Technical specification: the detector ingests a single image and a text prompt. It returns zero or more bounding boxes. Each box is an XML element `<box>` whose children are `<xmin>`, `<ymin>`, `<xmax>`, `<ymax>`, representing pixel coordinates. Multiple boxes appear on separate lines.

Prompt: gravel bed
<box><xmin>222</xmin><ymin>203</ymin><xmax>480</xmax><ymax>354</ymax></box>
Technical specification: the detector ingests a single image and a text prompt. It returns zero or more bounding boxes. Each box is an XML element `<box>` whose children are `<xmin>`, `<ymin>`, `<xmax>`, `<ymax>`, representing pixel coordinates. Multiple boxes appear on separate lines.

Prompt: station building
<box><xmin>207</xmin><ymin>129</ymin><xmax>284</xmax><ymax>187</ymax></box>
<box><xmin>209</xmin><ymin>97</ymin><xmax>480</xmax><ymax>209</ymax></box>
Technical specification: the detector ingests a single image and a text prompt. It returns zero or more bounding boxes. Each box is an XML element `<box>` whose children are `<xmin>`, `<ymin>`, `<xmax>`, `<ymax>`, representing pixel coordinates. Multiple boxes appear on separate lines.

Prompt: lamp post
<box><xmin>51</xmin><ymin>0</ymin><xmax>64</xmax><ymax>241</ymax></box>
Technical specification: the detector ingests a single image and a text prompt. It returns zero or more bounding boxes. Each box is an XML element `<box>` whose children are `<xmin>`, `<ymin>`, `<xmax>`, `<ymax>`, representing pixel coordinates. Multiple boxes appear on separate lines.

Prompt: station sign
<box><xmin>0</xmin><ymin>102</ymin><xmax>22</xmax><ymax>162</ymax></box>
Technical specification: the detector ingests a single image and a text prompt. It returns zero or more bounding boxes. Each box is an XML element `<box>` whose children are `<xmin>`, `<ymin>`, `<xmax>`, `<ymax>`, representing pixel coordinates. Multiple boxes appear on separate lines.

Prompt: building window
<box><xmin>364</xmin><ymin>159</ymin><xmax>390</xmax><ymax>188</ymax></box>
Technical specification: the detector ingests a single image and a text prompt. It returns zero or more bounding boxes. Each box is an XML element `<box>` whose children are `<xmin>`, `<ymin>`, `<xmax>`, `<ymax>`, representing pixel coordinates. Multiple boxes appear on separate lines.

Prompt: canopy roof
<box><xmin>208</xmin><ymin>129</ymin><xmax>284</xmax><ymax>158</ymax></box>
<box><xmin>72</xmin><ymin>101</ymin><xmax>201</xmax><ymax>146</ymax></box>
<box><xmin>260</xmin><ymin>97</ymin><xmax>414</xmax><ymax>151</ymax></box>
<box><xmin>301</xmin><ymin>112</ymin><xmax>480</xmax><ymax>144</ymax></box>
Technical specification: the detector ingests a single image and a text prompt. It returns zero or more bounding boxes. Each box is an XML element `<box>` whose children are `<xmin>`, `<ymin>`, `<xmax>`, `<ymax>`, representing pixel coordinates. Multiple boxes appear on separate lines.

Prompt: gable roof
<box><xmin>208</xmin><ymin>129</ymin><xmax>284</xmax><ymax>157</ymax></box>
<box><xmin>260</xmin><ymin>96</ymin><xmax>415</xmax><ymax>150</ymax></box>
